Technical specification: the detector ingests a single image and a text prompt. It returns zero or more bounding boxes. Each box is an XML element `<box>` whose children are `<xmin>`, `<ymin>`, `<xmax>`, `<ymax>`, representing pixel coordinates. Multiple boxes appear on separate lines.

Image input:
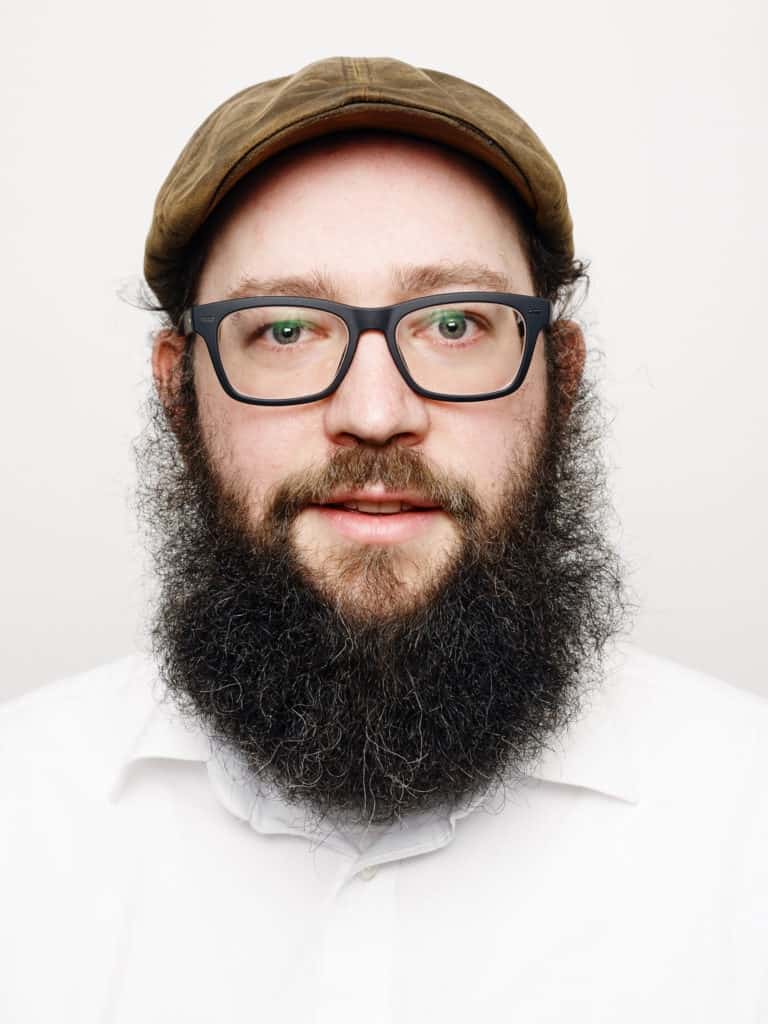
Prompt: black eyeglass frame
<box><xmin>180</xmin><ymin>291</ymin><xmax>552</xmax><ymax>406</ymax></box>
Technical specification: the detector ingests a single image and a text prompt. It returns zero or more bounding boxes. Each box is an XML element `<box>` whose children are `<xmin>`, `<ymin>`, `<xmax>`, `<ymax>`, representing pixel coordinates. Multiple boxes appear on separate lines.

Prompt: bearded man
<box><xmin>1</xmin><ymin>57</ymin><xmax>766</xmax><ymax>1023</ymax></box>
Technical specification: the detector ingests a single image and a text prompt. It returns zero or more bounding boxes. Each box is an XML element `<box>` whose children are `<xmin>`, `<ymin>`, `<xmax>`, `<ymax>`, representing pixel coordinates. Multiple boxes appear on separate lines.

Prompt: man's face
<box><xmin>177</xmin><ymin>135</ymin><xmax>549</xmax><ymax>616</ymax></box>
<box><xmin>146</xmin><ymin>134</ymin><xmax>625</xmax><ymax>831</ymax></box>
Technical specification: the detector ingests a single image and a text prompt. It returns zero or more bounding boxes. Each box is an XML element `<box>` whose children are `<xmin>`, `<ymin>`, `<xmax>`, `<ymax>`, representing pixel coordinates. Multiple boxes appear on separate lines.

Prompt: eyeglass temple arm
<box><xmin>179</xmin><ymin>310</ymin><xmax>194</xmax><ymax>337</ymax></box>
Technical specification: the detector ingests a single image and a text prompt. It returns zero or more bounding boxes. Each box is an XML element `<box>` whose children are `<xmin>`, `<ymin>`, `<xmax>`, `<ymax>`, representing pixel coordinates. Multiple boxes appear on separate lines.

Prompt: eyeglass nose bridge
<box><xmin>352</xmin><ymin>306</ymin><xmax>395</xmax><ymax>334</ymax></box>
<box><xmin>336</xmin><ymin>305</ymin><xmax>409</xmax><ymax>390</ymax></box>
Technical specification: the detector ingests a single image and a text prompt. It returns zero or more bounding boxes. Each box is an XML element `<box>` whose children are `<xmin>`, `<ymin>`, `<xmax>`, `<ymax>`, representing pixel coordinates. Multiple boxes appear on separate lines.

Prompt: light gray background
<box><xmin>1</xmin><ymin>0</ymin><xmax>765</xmax><ymax>701</ymax></box>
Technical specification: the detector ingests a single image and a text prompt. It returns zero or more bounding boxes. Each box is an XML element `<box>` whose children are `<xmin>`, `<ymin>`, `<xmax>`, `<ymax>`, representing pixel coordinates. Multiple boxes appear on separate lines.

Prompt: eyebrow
<box><xmin>222</xmin><ymin>261</ymin><xmax>514</xmax><ymax>303</ymax></box>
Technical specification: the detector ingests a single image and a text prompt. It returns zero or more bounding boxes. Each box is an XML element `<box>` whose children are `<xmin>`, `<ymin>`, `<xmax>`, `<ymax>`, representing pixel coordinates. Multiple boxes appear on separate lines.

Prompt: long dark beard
<box><xmin>135</xmin><ymin>345</ymin><xmax>629</xmax><ymax>832</ymax></box>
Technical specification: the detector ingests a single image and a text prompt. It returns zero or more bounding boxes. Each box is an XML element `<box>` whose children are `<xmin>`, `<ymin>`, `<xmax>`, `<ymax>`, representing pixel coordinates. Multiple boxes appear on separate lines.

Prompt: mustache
<box><xmin>261</xmin><ymin>445</ymin><xmax>483</xmax><ymax>530</ymax></box>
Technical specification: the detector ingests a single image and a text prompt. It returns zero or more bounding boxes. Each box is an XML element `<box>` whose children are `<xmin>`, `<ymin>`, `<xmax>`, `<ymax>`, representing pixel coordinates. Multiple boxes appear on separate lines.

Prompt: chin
<box><xmin>295</xmin><ymin>533</ymin><xmax>458</xmax><ymax>623</ymax></box>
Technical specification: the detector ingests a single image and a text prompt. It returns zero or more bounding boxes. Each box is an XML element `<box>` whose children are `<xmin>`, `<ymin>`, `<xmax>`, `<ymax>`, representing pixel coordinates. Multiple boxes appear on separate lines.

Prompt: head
<box><xmin>153</xmin><ymin>133</ymin><xmax>583</xmax><ymax>611</ymax></box>
<box><xmin>138</xmin><ymin>71</ymin><xmax>627</xmax><ymax>833</ymax></box>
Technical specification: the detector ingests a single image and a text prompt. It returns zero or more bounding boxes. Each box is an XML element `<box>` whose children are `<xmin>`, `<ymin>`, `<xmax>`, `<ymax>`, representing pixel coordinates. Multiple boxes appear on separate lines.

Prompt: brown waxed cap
<box><xmin>144</xmin><ymin>56</ymin><xmax>574</xmax><ymax>315</ymax></box>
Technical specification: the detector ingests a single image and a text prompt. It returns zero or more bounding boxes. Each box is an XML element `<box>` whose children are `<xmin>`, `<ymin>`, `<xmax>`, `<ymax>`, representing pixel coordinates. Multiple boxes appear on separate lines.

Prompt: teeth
<box><xmin>340</xmin><ymin>501</ymin><xmax>416</xmax><ymax>514</ymax></box>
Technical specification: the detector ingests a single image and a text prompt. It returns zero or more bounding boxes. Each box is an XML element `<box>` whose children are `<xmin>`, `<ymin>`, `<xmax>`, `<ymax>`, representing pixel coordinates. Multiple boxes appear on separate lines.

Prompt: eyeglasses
<box><xmin>180</xmin><ymin>292</ymin><xmax>551</xmax><ymax>406</ymax></box>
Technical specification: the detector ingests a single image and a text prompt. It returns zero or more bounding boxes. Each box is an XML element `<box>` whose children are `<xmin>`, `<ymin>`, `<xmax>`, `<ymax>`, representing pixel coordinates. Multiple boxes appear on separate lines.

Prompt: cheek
<box><xmin>193</xmin><ymin>348</ymin><xmax>326</xmax><ymax>512</ymax></box>
<box><xmin>428</xmin><ymin>354</ymin><xmax>548</xmax><ymax>502</ymax></box>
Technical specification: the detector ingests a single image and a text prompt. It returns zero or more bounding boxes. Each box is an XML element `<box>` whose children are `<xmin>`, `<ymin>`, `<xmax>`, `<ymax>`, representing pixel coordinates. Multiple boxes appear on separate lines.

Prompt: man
<box><xmin>1</xmin><ymin>56</ymin><xmax>766</xmax><ymax>1022</ymax></box>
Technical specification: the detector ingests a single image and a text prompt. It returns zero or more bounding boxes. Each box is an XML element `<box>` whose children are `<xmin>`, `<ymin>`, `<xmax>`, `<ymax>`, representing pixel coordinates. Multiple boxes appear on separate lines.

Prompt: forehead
<box><xmin>197</xmin><ymin>132</ymin><xmax>533</xmax><ymax>304</ymax></box>
<box><xmin>216</xmin><ymin>129</ymin><xmax>524</xmax><ymax>207</ymax></box>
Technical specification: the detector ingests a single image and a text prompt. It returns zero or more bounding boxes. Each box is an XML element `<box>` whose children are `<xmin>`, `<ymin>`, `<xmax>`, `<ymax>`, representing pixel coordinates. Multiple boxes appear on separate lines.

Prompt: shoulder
<box><xmin>0</xmin><ymin>653</ymin><xmax>160</xmax><ymax>731</ymax></box>
<box><xmin>607</xmin><ymin>643</ymin><xmax>768</xmax><ymax>792</ymax></box>
<box><xmin>0</xmin><ymin>655</ymin><xmax>161</xmax><ymax>799</ymax></box>
<box><xmin>612</xmin><ymin>643</ymin><xmax>768</xmax><ymax>723</ymax></box>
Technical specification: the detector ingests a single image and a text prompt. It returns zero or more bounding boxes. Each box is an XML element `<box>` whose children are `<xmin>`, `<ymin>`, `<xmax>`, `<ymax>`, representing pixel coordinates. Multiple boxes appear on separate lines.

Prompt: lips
<box><xmin>315</xmin><ymin>491</ymin><xmax>440</xmax><ymax>516</ymax></box>
<box><xmin>325</xmin><ymin>500</ymin><xmax>419</xmax><ymax>515</ymax></box>
<box><xmin>306</xmin><ymin>490</ymin><xmax>444</xmax><ymax>544</ymax></box>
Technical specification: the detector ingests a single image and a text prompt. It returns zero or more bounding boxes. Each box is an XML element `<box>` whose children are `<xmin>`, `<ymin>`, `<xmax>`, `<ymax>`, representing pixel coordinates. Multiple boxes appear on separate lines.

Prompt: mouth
<box><xmin>305</xmin><ymin>490</ymin><xmax>445</xmax><ymax>544</ymax></box>
<box><xmin>319</xmin><ymin>499</ymin><xmax>436</xmax><ymax>515</ymax></box>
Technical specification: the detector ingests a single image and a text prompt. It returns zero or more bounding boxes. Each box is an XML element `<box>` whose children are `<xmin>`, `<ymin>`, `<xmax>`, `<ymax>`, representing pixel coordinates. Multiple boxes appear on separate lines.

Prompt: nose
<box><xmin>322</xmin><ymin>329</ymin><xmax>430</xmax><ymax>447</ymax></box>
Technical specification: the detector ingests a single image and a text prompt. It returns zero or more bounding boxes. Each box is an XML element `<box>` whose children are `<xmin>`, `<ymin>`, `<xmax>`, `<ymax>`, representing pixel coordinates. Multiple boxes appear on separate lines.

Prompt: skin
<box><xmin>153</xmin><ymin>134</ymin><xmax>585</xmax><ymax>608</ymax></box>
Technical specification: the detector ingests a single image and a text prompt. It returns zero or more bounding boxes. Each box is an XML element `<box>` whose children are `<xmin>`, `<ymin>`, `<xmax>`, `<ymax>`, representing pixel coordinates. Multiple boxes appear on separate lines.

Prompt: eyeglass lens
<box><xmin>217</xmin><ymin>301</ymin><xmax>526</xmax><ymax>400</ymax></box>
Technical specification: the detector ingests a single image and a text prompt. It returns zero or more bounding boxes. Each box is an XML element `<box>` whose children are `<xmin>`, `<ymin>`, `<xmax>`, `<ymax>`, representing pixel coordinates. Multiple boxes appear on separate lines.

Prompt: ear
<box><xmin>550</xmin><ymin>319</ymin><xmax>586</xmax><ymax>421</ymax></box>
<box><xmin>152</xmin><ymin>327</ymin><xmax>188</xmax><ymax>409</ymax></box>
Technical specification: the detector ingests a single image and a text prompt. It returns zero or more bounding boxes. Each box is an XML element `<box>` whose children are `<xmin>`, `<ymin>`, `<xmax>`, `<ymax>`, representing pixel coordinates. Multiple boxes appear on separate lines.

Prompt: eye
<box><xmin>435</xmin><ymin>311</ymin><xmax>469</xmax><ymax>340</ymax></box>
<box><xmin>269</xmin><ymin>320</ymin><xmax>308</xmax><ymax>345</ymax></box>
<box><xmin>419</xmin><ymin>307</ymin><xmax>486</xmax><ymax>344</ymax></box>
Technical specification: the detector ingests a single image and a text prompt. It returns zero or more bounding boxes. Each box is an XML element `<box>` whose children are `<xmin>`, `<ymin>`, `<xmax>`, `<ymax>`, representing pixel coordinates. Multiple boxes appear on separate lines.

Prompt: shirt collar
<box><xmin>107</xmin><ymin>684</ymin><xmax>212</xmax><ymax>801</ymax></box>
<box><xmin>108</xmin><ymin>646</ymin><xmax>639</xmax><ymax>832</ymax></box>
<box><xmin>530</xmin><ymin>683</ymin><xmax>640</xmax><ymax>803</ymax></box>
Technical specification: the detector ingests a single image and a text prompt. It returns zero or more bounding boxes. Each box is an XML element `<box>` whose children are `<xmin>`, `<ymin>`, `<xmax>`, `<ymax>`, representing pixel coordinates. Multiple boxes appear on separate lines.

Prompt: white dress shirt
<box><xmin>1</xmin><ymin>644</ymin><xmax>766</xmax><ymax>1023</ymax></box>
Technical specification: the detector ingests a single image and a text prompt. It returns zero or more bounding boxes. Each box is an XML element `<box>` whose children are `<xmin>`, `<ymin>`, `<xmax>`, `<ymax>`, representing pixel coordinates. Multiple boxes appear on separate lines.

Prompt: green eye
<box><xmin>271</xmin><ymin>320</ymin><xmax>307</xmax><ymax>345</ymax></box>
<box><xmin>431</xmin><ymin>310</ymin><xmax>468</xmax><ymax>340</ymax></box>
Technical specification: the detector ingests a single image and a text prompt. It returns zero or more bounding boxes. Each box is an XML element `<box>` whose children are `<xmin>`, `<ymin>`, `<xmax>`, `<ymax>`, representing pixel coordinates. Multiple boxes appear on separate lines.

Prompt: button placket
<box><xmin>317</xmin><ymin>859</ymin><xmax>397</xmax><ymax>1023</ymax></box>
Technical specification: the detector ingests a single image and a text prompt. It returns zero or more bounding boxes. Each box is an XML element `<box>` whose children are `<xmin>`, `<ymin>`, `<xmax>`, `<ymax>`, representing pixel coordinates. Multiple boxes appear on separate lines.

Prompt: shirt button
<box><xmin>358</xmin><ymin>865</ymin><xmax>379</xmax><ymax>881</ymax></box>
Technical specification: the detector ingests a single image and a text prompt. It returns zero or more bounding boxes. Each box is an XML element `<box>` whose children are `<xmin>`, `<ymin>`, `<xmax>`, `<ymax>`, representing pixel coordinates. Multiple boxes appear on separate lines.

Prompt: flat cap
<box><xmin>144</xmin><ymin>56</ymin><xmax>573</xmax><ymax>314</ymax></box>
